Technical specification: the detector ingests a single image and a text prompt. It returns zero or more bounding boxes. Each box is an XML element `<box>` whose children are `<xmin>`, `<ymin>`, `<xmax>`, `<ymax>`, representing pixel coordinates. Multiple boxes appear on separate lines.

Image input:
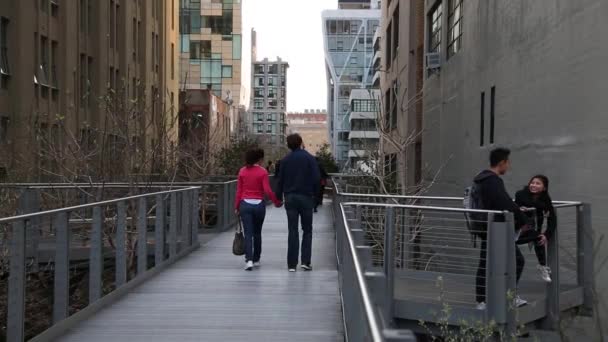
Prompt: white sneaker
<box><xmin>537</xmin><ymin>265</ymin><xmax>552</xmax><ymax>283</ymax></box>
<box><xmin>253</xmin><ymin>261</ymin><xmax>261</xmax><ymax>268</ymax></box>
<box><xmin>288</xmin><ymin>268</ymin><xmax>296</xmax><ymax>272</ymax></box>
<box><xmin>476</xmin><ymin>302</ymin><xmax>487</xmax><ymax>310</ymax></box>
<box><xmin>244</xmin><ymin>261</ymin><xmax>253</xmax><ymax>271</ymax></box>
<box><xmin>515</xmin><ymin>296</ymin><xmax>528</xmax><ymax>307</ymax></box>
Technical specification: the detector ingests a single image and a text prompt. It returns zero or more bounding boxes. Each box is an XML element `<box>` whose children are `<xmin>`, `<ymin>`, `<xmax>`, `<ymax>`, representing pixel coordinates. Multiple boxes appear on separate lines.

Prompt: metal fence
<box><xmin>0</xmin><ymin>187</ymin><xmax>202</xmax><ymax>342</ymax></box>
<box><xmin>333</xmin><ymin>190</ymin><xmax>416</xmax><ymax>342</ymax></box>
<box><xmin>332</xmin><ymin>178</ymin><xmax>594</xmax><ymax>335</ymax></box>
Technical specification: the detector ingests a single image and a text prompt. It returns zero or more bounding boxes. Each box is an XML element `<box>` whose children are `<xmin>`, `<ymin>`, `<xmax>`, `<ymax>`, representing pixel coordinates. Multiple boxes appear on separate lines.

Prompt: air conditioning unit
<box><xmin>425</xmin><ymin>52</ymin><xmax>441</xmax><ymax>70</ymax></box>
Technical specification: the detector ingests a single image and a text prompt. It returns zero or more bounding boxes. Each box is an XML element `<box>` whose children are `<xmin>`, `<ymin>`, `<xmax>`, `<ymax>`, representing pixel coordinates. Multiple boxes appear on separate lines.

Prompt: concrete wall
<box><xmin>421</xmin><ymin>0</ymin><xmax>608</xmax><ymax>320</ymax></box>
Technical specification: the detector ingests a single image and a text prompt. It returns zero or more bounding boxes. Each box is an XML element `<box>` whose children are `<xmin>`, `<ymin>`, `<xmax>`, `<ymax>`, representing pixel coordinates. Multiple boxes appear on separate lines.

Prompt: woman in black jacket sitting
<box><xmin>515</xmin><ymin>174</ymin><xmax>557</xmax><ymax>283</ymax></box>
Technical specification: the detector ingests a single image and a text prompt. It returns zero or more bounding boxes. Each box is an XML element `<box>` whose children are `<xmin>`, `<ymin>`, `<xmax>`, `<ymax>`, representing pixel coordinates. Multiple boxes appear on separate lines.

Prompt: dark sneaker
<box><xmin>301</xmin><ymin>264</ymin><xmax>312</xmax><ymax>271</ymax></box>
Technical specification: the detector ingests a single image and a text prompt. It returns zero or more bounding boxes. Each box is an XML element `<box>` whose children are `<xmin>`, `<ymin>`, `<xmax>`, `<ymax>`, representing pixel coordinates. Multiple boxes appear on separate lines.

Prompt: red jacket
<box><xmin>235</xmin><ymin>165</ymin><xmax>281</xmax><ymax>209</ymax></box>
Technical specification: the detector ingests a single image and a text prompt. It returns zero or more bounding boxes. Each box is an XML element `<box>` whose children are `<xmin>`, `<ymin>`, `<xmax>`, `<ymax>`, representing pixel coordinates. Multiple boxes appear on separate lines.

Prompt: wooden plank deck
<box><xmin>57</xmin><ymin>202</ymin><xmax>343</xmax><ymax>342</ymax></box>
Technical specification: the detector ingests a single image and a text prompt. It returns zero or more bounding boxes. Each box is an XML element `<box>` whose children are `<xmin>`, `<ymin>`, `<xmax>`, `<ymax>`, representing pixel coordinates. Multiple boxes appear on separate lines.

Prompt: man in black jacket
<box><xmin>277</xmin><ymin>134</ymin><xmax>321</xmax><ymax>272</ymax></box>
<box><xmin>474</xmin><ymin>148</ymin><xmax>530</xmax><ymax>310</ymax></box>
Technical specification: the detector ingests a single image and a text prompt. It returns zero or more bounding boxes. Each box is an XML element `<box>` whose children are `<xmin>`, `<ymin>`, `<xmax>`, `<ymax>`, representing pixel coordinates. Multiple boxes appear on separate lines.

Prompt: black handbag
<box><xmin>232</xmin><ymin>216</ymin><xmax>245</xmax><ymax>256</ymax></box>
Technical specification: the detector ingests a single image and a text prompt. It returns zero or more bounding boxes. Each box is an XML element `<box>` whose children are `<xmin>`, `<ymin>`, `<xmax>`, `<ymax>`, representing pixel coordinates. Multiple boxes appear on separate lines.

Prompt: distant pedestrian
<box><xmin>235</xmin><ymin>148</ymin><xmax>282</xmax><ymax>271</ymax></box>
<box><xmin>266</xmin><ymin>160</ymin><xmax>275</xmax><ymax>174</ymax></box>
<box><xmin>314</xmin><ymin>157</ymin><xmax>329</xmax><ymax>213</ymax></box>
<box><xmin>471</xmin><ymin>148</ymin><xmax>529</xmax><ymax>310</ymax></box>
<box><xmin>515</xmin><ymin>175</ymin><xmax>557</xmax><ymax>283</ymax></box>
<box><xmin>276</xmin><ymin>134</ymin><xmax>320</xmax><ymax>272</ymax></box>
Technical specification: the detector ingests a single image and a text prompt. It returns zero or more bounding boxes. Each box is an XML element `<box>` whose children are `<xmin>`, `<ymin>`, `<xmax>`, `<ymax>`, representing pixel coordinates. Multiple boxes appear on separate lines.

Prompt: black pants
<box><xmin>315</xmin><ymin>185</ymin><xmax>324</xmax><ymax>209</ymax></box>
<box><xmin>285</xmin><ymin>193</ymin><xmax>314</xmax><ymax>268</ymax></box>
<box><xmin>475</xmin><ymin>236</ymin><xmax>529</xmax><ymax>303</ymax></box>
<box><xmin>516</xmin><ymin>229</ymin><xmax>547</xmax><ymax>266</ymax></box>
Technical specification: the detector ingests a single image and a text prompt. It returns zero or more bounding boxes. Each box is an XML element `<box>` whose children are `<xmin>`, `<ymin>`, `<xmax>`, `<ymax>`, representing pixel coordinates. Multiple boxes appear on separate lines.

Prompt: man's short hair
<box><xmin>490</xmin><ymin>148</ymin><xmax>511</xmax><ymax>167</ymax></box>
<box><xmin>245</xmin><ymin>148</ymin><xmax>265</xmax><ymax>166</ymax></box>
<box><xmin>286</xmin><ymin>134</ymin><xmax>303</xmax><ymax>151</ymax></box>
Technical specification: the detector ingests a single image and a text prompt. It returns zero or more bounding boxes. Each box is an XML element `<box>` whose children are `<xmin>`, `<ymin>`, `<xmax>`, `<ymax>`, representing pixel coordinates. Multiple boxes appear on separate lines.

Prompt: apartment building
<box><xmin>287</xmin><ymin>110</ymin><xmax>328</xmax><ymax>155</ymax></box>
<box><xmin>179</xmin><ymin>0</ymin><xmax>242</xmax><ymax>105</ymax></box>
<box><xmin>250</xmin><ymin>57</ymin><xmax>289</xmax><ymax>152</ymax></box>
<box><xmin>322</xmin><ymin>3</ymin><xmax>380</xmax><ymax>167</ymax></box>
<box><xmin>178</xmin><ymin>89</ymin><xmax>233</xmax><ymax>177</ymax></box>
<box><xmin>0</xmin><ymin>0</ymin><xmax>179</xmax><ymax>181</ymax></box>
<box><xmin>348</xmin><ymin>89</ymin><xmax>379</xmax><ymax>168</ymax></box>
<box><xmin>379</xmin><ymin>0</ymin><xmax>425</xmax><ymax>193</ymax></box>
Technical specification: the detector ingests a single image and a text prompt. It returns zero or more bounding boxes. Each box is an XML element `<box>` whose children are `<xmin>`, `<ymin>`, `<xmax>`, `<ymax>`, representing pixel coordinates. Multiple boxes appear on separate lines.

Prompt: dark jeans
<box><xmin>475</xmin><ymin>233</ymin><xmax>536</xmax><ymax>303</ymax></box>
<box><xmin>516</xmin><ymin>229</ymin><xmax>547</xmax><ymax>266</ymax></box>
<box><xmin>315</xmin><ymin>185</ymin><xmax>324</xmax><ymax>209</ymax></box>
<box><xmin>285</xmin><ymin>193</ymin><xmax>314</xmax><ymax>268</ymax></box>
<box><xmin>239</xmin><ymin>201</ymin><xmax>266</xmax><ymax>262</ymax></box>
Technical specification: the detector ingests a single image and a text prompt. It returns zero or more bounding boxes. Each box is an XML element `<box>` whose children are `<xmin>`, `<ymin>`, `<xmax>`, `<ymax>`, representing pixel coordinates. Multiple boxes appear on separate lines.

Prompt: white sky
<box><xmin>241</xmin><ymin>0</ymin><xmax>338</xmax><ymax>112</ymax></box>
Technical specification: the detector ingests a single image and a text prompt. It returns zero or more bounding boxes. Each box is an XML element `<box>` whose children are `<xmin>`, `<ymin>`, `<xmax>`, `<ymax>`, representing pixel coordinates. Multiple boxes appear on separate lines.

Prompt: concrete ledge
<box><xmin>30</xmin><ymin>243</ymin><xmax>201</xmax><ymax>342</ymax></box>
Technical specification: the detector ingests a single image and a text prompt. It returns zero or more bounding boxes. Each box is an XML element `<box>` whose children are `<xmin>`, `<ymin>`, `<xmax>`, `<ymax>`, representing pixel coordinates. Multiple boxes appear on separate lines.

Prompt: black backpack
<box><xmin>463</xmin><ymin>183</ymin><xmax>487</xmax><ymax>245</ymax></box>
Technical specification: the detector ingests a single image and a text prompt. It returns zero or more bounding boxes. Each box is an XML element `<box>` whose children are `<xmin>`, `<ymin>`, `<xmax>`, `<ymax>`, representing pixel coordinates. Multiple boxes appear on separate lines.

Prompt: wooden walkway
<box><xmin>58</xmin><ymin>202</ymin><xmax>343</xmax><ymax>342</ymax></box>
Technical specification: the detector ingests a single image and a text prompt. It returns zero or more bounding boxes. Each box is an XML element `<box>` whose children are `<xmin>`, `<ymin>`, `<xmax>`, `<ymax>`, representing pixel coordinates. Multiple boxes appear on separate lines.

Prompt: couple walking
<box><xmin>234</xmin><ymin>134</ymin><xmax>321</xmax><ymax>272</ymax></box>
<box><xmin>471</xmin><ymin>148</ymin><xmax>557</xmax><ymax>310</ymax></box>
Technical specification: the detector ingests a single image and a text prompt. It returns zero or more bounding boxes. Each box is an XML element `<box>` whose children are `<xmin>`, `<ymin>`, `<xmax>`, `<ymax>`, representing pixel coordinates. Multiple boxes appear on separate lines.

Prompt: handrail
<box><xmin>339</xmin><ymin>203</ymin><xmax>384</xmax><ymax>342</ymax></box>
<box><xmin>341</xmin><ymin>201</ymin><xmax>505</xmax><ymax>215</ymax></box>
<box><xmin>0</xmin><ymin>187</ymin><xmax>200</xmax><ymax>224</ymax></box>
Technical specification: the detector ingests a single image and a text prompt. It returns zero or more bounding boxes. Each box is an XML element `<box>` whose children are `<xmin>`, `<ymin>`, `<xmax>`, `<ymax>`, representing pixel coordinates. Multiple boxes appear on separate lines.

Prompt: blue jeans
<box><xmin>285</xmin><ymin>193</ymin><xmax>314</xmax><ymax>268</ymax></box>
<box><xmin>239</xmin><ymin>201</ymin><xmax>266</xmax><ymax>262</ymax></box>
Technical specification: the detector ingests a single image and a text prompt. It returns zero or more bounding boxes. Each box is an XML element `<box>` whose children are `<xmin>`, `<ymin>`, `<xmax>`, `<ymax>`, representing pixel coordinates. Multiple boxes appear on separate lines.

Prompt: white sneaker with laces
<box><xmin>515</xmin><ymin>296</ymin><xmax>528</xmax><ymax>307</ymax></box>
<box><xmin>244</xmin><ymin>261</ymin><xmax>253</xmax><ymax>271</ymax></box>
<box><xmin>476</xmin><ymin>302</ymin><xmax>487</xmax><ymax>310</ymax></box>
<box><xmin>538</xmin><ymin>265</ymin><xmax>552</xmax><ymax>283</ymax></box>
<box><xmin>253</xmin><ymin>261</ymin><xmax>261</xmax><ymax>268</ymax></box>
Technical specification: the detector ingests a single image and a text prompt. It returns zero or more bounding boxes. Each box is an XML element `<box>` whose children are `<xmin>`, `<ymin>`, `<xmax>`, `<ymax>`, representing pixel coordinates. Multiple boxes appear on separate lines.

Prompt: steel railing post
<box><xmin>116</xmin><ymin>201</ymin><xmax>127</xmax><ymax>286</ymax></box>
<box><xmin>384</xmin><ymin>206</ymin><xmax>396</xmax><ymax>325</ymax></box>
<box><xmin>542</xmin><ymin>222</ymin><xmax>560</xmax><ymax>329</ymax></box>
<box><xmin>53</xmin><ymin>212</ymin><xmax>70</xmax><ymax>323</ymax></box>
<box><xmin>155</xmin><ymin>194</ymin><xmax>165</xmax><ymax>265</ymax></box>
<box><xmin>90</xmin><ymin>206</ymin><xmax>103</xmax><ymax>303</ymax></box>
<box><xmin>577</xmin><ymin>203</ymin><xmax>594</xmax><ymax>312</ymax></box>
<box><xmin>137</xmin><ymin>197</ymin><xmax>147</xmax><ymax>274</ymax></box>
<box><xmin>7</xmin><ymin>220</ymin><xmax>26</xmax><ymax>342</ymax></box>
<box><xmin>169</xmin><ymin>192</ymin><xmax>178</xmax><ymax>258</ymax></box>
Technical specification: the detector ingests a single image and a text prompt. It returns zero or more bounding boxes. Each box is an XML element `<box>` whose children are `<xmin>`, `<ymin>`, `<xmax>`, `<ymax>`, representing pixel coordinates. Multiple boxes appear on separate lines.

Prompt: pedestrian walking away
<box><xmin>470</xmin><ymin>148</ymin><xmax>530</xmax><ymax>310</ymax></box>
<box><xmin>276</xmin><ymin>134</ymin><xmax>321</xmax><ymax>272</ymax></box>
<box><xmin>235</xmin><ymin>148</ymin><xmax>282</xmax><ymax>271</ymax></box>
<box><xmin>515</xmin><ymin>175</ymin><xmax>557</xmax><ymax>283</ymax></box>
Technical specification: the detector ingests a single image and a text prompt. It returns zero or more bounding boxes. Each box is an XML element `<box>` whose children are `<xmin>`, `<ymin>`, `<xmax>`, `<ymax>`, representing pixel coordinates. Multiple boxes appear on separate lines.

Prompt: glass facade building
<box><xmin>179</xmin><ymin>0</ymin><xmax>242</xmax><ymax>105</ymax></box>
<box><xmin>322</xmin><ymin>8</ymin><xmax>380</xmax><ymax>167</ymax></box>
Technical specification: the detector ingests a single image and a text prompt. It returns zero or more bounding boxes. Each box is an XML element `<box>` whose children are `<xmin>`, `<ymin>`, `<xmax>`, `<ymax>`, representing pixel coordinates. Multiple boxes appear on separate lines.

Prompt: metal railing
<box><xmin>332</xmin><ymin>178</ymin><xmax>594</xmax><ymax>335</ymax></box>
<box><xmin>0</xmin><ymin>187</ymin><xmax>203</xmax><ymax>341</ymax></box>
<box><xmin>333</xmin><ymin>186</ymin><xmax>416</xmax><ymax>342</ymax></box>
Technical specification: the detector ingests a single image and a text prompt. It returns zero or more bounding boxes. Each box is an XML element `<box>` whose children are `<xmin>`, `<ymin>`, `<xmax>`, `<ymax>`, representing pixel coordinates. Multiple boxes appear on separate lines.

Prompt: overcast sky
<box><xmin>241</xmin><ymin>0</ymin><xmax>337</xmax><ymax>112</ymax></box>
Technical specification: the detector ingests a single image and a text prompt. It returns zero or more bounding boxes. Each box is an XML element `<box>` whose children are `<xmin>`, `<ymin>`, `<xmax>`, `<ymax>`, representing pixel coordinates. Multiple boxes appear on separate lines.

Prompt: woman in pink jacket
<box><xmin>234</xmin><ymin>148</ymin><xmax>282</xmax><ymax>271</ymax></box>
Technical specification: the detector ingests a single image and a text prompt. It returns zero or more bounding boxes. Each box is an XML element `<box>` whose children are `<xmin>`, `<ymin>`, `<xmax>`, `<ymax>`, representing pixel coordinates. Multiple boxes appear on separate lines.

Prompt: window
<box><xmin>392</xmin><ymin>5</ymin><xmax>399</xmax><ymax>59</ymax></box>
<box><xmin>41</xmin><ymin>0</ymin><xmax>48</xmax><ymax>13</ymax></box>
<box><xmin>79</xmin><ymin>54</ymin><xmax>86</xmax><ymax>107</ymax></box>
<box><xmin>254</xmin><ymin>123</ymin><xmax>263</xmax><ymax>133</ymax></box>
<box><xmin>110</xmin><ymin>0</ymin><xmax>116</xmax><ymax>48</ymax></box>
<box><xmin>254</xmin><ymin>64</ymin><xmax>265</xmax><ymax>74</ymax></box>
<box><xmin>385</xmin><ymin>22</ymin><xmax>392</xmax><ymax>69</ymax></box>
<box><xmin>351</xmin><ymin>99</ymin><xmax>378</xmax><ymax>112</ymax></box>
<box><xmin>51</xmin><ymin>40</ymin><xmax>58</xmax><ymax>88</ymax></box>
<box><xmin>80</xmin><ymin>0</ymin><xmax>87</xmax><ymax>33</ymax></box>
<box><xmin>233</xmin><ymin>34</ymin><xmax>241</xmax><ymax>59</ymax></box>
<box><xmin>268</xmin><ymin>88</ymin><xmax>276</xmax><ymax>98</ymax></box>
<box><xmin>268</xmin><ymin>99</ymin><xmax>278</xmax><ymax>109</ymax></box>
<box><xmin>447</xmin><ymin>0</ymin><xmax>463</xmax><ymax>58</ymax></box>
<box><xmin>190</xmin><ymin>40</ymin><xmax>211</xmax><ymax>59</ymax></box>
<box><xmin>254</xmin><ymin>99</ymin><xmax>264</xmax><ymax>109</ymax></box>
<box><xmin>51</xmin><ymin>0</ymin><xmax>59</xmax><ymax>16</ymax></box>
<box><xmin>429</xmin><ymin>2</ymin><xmax>443</xmax><ymax>53</ymax></box>
<box><xmin>254</xmin><ymin>112</ymin><xmax>264</xmax><ymax>122</ymax></box>
<box><xmin>384</xmin><ymin>89</ymin><xmax>391</xmax><ymax>129</ymax></box>
<box><xmin>268</xmin><ymin>64</ymin><xmax>278</xmax><ymax>74</ymax></box>
<box><xmin>480</xmin><ymin>91</ymin><xmax>485</xmax><ymax>146</ymax></box>
<box><xmin>490</xmin><ymin>86</ymin><xmax>495</xmax><ymax>144</ymax></box>
<box><xmin>256</xmin><ymin>77</ymin><xmax>264</xmax><ymax>86</ymax></box>
<box><xmin>0</xmin><ymin>116</ymin><xmax>8</xmax><ymax>144</ymax></box>
<box><xmin>254</xmin><ymin>88</ymin><xmax>264</xmax><ymax>98</ymax></box>
<box><xmin>37</xmin><ymin>36</ymin><xmax>50</xmax><ymax>87</ymax></box>
<box><xmin>201</xmin><ymin>9</ymin><xmax>233</xmax><ymax>35</ymax></box>
<box><xmin>267</xmin><ymin>113</ymin><xmax>276</xmax><ymax>122</ymax></box>
<box><xmin>171</xmin><ymin>43</ymin><xmax>175</xmax><ymax>80</ymax></box>
<box><xmin>222</xmin><ymin>65</ymin><xmax>232</xmax><ymax>78</ymax></box>
<box><xmin>0</xmin><ymin>17</ymin><xmax>9</xmax><ymax>77</ymax></box>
